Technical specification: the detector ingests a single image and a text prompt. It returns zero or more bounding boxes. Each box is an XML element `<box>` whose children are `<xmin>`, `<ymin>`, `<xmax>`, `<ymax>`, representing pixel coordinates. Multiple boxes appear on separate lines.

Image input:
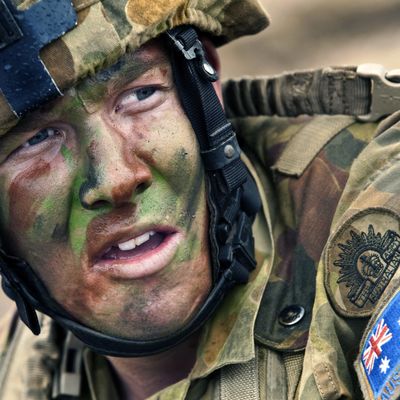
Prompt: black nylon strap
<box><xmin>0</xmin><ymin>251</ymin><xmax>236</xmax><ymax>356</ymax></box>
<box><xmin>167</xmin><ymin>28</ymin><xmax>233</xmax><ymax>151</ymax></box>
<box><xmin>167</xmin><ymin>27</ymin><xmax>248</xmax><ymax>193</ymax></box>
<box><xmin>0</xmin><ymin>238</ymin><xmax>238</xmax><ymax>356</ymax></box>
<box><xmin>166</xmin><ymin>26</ymin><xmax>260</xmax><ymax>282</ymax></box>
<box><xmin>201</xmin><ymin>134</ymin><xmax>240</xmax><ymax>171</ymax></box>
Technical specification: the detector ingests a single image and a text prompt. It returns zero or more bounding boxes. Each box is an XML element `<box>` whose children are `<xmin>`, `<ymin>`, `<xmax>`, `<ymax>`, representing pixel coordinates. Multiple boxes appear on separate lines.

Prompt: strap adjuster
<box><xmin>167</xmin><ymin>28</ymin><xmax>218</xmax><ymax>81</ymax></box>
<box><xmin>166</xmin><ymin>31</ymin><xmax>202</xmax><ymax>60</ymax></box>
<box><xmin>357</xmin><ymin>63</ymin><xmax>400</xmax><ymax>122</ymax></box>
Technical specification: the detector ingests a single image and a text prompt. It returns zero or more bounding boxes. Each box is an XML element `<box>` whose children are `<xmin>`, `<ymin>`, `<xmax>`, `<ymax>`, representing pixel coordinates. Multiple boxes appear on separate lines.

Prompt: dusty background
<box><xmin>220</xmin><ymin>0</ymin><xmax>400</xmax><ymax>77</ymax></box>
<box><xmin>2</xmin><ymin>0</ymin><xmax>400</xmax><ymax>317</ymax></box>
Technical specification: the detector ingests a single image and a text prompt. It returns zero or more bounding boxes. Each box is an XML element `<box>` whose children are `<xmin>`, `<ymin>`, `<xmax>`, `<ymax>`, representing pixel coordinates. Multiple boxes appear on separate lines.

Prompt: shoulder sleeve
<box><xmin>297</xmin><ymin>113</ymin><xmax>400</xmax><ymax>399</ymax></box>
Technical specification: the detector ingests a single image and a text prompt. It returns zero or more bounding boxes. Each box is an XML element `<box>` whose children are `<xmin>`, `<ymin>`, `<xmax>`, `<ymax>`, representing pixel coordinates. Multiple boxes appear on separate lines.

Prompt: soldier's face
<box><xmin>0</xmin><ymin>40</ymin><xmax>213</xmax><ymax>339</ymax></box>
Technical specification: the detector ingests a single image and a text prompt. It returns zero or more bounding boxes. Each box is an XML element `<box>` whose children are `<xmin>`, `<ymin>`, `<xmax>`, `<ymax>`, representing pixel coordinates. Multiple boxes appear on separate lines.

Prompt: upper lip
<box><xmin>85</xmin><ymin>206</ymin><xmax>177</xmax><ymax>264</ymax></box>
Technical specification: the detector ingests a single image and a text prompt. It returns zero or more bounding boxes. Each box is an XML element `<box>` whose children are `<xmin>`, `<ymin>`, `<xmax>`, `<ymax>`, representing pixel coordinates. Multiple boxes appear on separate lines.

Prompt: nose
<box><xmin>79</xmin><ymin>136</ymin><xmax>152</xmax><ymax>210</ymax></box>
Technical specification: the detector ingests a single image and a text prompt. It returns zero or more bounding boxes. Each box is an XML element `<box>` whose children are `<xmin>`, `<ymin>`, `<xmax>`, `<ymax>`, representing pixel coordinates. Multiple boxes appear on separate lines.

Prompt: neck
<box><xmin>107</xmin><ymin>334</ymin><xmax>199</xmax><ymax>400</ymax></box>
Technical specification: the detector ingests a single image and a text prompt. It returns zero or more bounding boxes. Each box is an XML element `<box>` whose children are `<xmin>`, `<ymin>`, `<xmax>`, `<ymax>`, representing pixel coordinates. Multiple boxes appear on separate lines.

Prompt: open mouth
<box><xmin>101</xmin><ymin>230</ymin><xmax>166</xmax><ymax>260</ymax></box>
<box><xmin>91</xmin><ymin>229</ymin><xmax>182</xmax><ymax>279</ymax></box>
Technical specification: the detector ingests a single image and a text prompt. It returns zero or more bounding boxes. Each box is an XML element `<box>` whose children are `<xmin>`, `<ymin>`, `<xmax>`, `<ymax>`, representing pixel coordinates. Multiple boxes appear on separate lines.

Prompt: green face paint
<box><xmin>69</xmin><ymin>175</ymin><xmax>108</xmax><ymax>256</ymax></box>
<box><xmin>61</xmin><ymin>145</ymin><xmax>75</xmax><ymax>170</ymax></box>
<box><xmin>0</xmin><ymin>40</ymin><xmax>212</xmax><ymax>340</ymax></box>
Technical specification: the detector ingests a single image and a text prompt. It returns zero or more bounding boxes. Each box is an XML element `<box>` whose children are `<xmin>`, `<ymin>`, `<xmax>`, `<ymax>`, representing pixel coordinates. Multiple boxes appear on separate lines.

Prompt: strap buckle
<box><xmin>166</xmin><ymin>28</ymin><xmax>218</xmax><ymax>81</ymax></box>
<box><xmin>166</xmin><ymin>31</ymin><xmax>202</xmax><ymax>60</ymax></box>
<box><xmin>357</xmin><ymin>63</ymin><xmax>400</xmax><ymax>122</ymax></box>
<box><xmin>219</xmin><ymin>212</ymin><xmax>257</xmax><ymax>284</ymax></box>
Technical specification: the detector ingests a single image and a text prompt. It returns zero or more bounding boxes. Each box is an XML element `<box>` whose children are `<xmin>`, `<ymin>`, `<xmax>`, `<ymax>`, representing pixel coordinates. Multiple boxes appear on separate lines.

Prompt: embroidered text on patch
<box><xmin>334</xmin><ymin>225</ymin><xmax>400</xmax><ymax>308</ymax></box>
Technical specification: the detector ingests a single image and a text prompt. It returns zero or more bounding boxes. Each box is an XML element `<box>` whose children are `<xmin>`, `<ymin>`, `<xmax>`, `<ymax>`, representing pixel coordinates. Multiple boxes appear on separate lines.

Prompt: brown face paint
<box><xmin>0</xmin><ymin>39</ymin><xmax>212</xmax><ymax>340</ymax></box>
<box><xmin>8</xmin><ymin>159</ymin><xmax>51</xmax><ymax>233</ymax></box>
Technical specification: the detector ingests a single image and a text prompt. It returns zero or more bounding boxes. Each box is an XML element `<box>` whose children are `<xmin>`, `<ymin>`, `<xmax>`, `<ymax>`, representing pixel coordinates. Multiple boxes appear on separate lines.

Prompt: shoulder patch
<box><xmin>356</xmin><ymin>290</ymin><xmax>400</xmax><ymax>399</ymax></box>
<box><xmin>325</xmin><ymin>208</ymin><xmax>400</xmax><ymax>317</ymax></box>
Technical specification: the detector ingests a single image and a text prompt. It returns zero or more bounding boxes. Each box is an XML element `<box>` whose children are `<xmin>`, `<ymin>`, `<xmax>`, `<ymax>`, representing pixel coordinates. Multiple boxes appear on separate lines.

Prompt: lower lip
<box><xmin>91</xmin><ymin>232</ymin><xmax>183</xmax><ymax>279</ymax></box>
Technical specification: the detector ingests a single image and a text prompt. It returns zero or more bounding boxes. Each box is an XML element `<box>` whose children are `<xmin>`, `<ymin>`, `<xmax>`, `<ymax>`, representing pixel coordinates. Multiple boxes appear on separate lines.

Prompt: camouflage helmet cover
<box><xmin>0</xmin><ymin>0</ymin><xmax>269</xmax><ymax>136</ymax></box>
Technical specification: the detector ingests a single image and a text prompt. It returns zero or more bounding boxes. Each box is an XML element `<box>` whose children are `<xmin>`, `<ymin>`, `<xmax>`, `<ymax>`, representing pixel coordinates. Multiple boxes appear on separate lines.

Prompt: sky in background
<box><xmin>2</xmin><ymin>0</ymin><xmax>400</xmax><ymax>316</ymax></box>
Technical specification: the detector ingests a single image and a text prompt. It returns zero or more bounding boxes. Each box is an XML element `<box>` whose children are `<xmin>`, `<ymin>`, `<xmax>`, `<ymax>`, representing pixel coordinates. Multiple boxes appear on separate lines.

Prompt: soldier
<box><xmin>0</xmin><ymin>1</ymin><xmax>400</xmax><ymax>399</ymax></box>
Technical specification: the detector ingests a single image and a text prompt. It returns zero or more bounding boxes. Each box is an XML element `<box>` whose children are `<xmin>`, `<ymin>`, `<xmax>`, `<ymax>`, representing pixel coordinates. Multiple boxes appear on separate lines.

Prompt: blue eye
<box><xmin>135</xmin><ymin>87</ymin><xmax>156</xmax><ymax>101</ymax></box>
<box><xmin>22</xmin><ymin>128</ymin><xmax>59</xmax><ymax>148</ymax></box>
<box><xmin>116</xmin><ymin>85</ymin><xmax>166</xmax><ymax>114</ymax></box>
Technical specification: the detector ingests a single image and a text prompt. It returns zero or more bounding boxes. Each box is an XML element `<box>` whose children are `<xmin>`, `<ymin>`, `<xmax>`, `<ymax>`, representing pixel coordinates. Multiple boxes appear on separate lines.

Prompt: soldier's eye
<box><xmin>2</xmin><ymin>126</ymin><xmax>66</xmax><ymax>164</ymax></box>
<box><xmin>135</xmin><ymin>87</ymin><xmax>156</xmax><ymax>101</ymax></box>
<box><xmin>115</xmin><ymin>85</ymin><xmax>167</xmax><ymax>114</ymax></box>
<box><xmin>120</xmin><ymin>86</ymin><xmax>157</xmax><ymax>106</ymax></box>
<box><xmin>22</xmin><ymin>127</ymin><xmax>62</xmax><ymax>148</ymax></box>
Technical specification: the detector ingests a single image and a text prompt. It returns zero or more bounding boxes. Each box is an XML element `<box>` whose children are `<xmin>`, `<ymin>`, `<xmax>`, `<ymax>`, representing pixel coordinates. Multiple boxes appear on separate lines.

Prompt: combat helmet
<box><xmin>0</xmin><ymin>0</ymin><xmax>269</xmax><ymax>356</ymax></box>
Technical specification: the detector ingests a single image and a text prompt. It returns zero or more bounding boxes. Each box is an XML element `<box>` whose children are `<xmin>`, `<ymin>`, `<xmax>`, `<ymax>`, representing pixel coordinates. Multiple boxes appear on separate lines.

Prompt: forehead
<box><xmin>9</xmin><ymin>38</ymin><xmax>171</xmax><ymax>131</ymax></box>
<box><xmin>79</xmin><ymin>38</ymin><xmax>170</xmax><ymax>90</ymax></box>
<box><xmin>74</xmin><ymin>38</ymin><xmax>170</xmax><ymax>111</ymax></box>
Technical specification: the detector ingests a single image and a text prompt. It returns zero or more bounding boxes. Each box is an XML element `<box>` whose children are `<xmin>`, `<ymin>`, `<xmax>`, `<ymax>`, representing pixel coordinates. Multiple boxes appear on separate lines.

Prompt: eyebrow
<box><xmin>73</xmin><ymin>51</ymin><xmax>170</xmax><ymax>110</ymax></box>
<box><xmin>109</xmin><ymin>53</ymin><xmax>170</xmax><ymax>93</ymax></box>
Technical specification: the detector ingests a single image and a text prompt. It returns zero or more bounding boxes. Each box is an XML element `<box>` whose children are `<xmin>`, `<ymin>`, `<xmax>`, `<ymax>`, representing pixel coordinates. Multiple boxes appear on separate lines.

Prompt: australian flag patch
<box><xmin>357</xmin><ymin>290</ymin><xmax>400</xmax><ymax>399</ymax></box>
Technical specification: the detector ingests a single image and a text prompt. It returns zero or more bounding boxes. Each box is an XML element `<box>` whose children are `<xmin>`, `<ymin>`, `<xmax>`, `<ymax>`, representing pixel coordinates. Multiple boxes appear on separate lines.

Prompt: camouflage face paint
<box><xmin>76</xmin><ymin>50</ymin><xmax>170</xmax><ymax>114</ymax></box>
<box><xmin>0</xmin><ymin>40</ymin><xmax>212</xmax><ymax>339</ymax></box>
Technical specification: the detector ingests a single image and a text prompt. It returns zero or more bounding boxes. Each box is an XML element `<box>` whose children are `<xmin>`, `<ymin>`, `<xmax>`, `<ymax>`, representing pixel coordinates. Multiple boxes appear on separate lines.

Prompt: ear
<box><xmin>200</xmin><ymin>36</ymin><xmax>223</xmax><ymax>104</ymax></box>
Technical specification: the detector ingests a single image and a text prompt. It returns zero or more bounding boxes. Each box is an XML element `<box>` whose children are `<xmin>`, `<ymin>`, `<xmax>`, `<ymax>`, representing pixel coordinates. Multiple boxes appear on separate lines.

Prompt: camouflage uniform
<box><xmin>3</xmin><ymin>99</ymin><xmax>400</xmax><ymax>399</ymax></box>
<box><xmin>1</xmin><ymin>1</ymin><xmax>400</xmax><ymax>399</ymax></box>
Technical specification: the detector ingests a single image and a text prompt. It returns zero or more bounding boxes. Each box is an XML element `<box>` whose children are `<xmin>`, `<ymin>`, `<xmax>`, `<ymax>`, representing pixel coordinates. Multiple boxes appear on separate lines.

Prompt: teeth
<box><xmin>117</xmin><ymin>231</ymin><xmax>155</xmax><ymax>251</ymax></box>
<box><xmin>135</xmin><ymin>232</ymin><xmax>150</xmax><ymax>246</ymax></box>
<box><xmin>118</xmin><ymin>238</ymin><xmax>136</xmax><ymax>251</ymax></box>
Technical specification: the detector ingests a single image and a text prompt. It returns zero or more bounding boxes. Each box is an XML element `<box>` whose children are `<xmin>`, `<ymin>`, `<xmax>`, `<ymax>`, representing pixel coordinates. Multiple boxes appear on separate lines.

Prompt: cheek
<box><xmin>121</xmin><ymin>93</ymin><xmax>200</xmax><ymax>179</ymax></box>
<box><xmin>0</xmin><ymin>153</ymin><xmax>75</xmax><ymax>251</ymax></box>
<box><xmin>61</xmin><ymin>271</ymin><xmax>117</xmax><ymax>317</ymax></box>
<box><xmin>149</xmin><ymin>109</ymin><xmax>203</xmax><ymax>194</ymax></box>
<box><xmin>120</xmin><ymin>98</ymin><xmax>205</xmax><ymax>222</ymax></box>
<box><xmin>8</xmin><ymin>159</ymin><xmax>52</xmax><ymax>233</ymax></box>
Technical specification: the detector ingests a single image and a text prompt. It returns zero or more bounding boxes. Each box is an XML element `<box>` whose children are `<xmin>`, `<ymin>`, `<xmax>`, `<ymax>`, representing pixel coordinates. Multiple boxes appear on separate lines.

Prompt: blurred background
<box><xmin>2</xmin><ymin>0</ymin><xmax>400</xmax><ymax>317</ymax></box>
<box><xmin>220</xmin><ymin>0</ymin><xmax>400</xmax><ymax>77</ymax></box>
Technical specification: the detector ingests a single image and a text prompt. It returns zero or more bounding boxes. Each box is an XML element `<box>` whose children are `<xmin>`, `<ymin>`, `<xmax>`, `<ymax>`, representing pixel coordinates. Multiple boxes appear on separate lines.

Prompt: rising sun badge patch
<box><xmin>356</xmin><ymin>290</ymin><xmax>400</xmax><ymax>399</ymax></box>
<box><xmin>325</xmin><ymin>208</ymin><xmax>400</xmax><ymax>317</ymax></box>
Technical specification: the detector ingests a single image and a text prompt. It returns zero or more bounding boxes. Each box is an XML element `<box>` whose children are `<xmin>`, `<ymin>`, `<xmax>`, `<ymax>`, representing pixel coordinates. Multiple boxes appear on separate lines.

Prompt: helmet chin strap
<box><xmin>0</xmin><ymin>26</ymin><xmax>261</xmax><ymax>357</ymax></box>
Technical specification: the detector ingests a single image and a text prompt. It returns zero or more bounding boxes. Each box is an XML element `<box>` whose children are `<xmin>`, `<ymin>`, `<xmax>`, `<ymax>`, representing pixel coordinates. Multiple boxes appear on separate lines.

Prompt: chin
<box><xmin>80</xmin><ymin>313</ymin><xmax>190</xmax><ymax>341</ymax></box>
